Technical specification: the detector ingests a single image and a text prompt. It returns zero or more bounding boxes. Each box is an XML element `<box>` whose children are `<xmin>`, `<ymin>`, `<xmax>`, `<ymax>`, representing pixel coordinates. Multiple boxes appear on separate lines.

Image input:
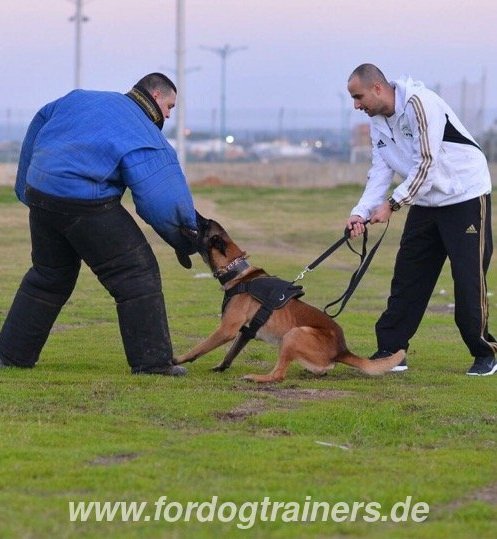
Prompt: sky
<box><xmin>1</xmin><ymin>0</ymin><xmax>497</xmax><ymax>133</ymax></box>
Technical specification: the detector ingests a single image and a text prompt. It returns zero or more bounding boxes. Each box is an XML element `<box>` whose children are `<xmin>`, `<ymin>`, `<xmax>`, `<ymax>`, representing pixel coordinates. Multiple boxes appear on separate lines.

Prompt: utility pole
<box><xmin>69</xmin><ymin>0</ymin><xmax>89</xmax><ymax>88</ymax></box>
<box><xmin>479</xmin><ymin>68</ymin><xmax>487</xmax><ymax>134</ymax></box>
<box><xmin>460</xmin><ymin>77</ymin><xmax>467</xmax><ymax>126</ymax></box>
<box><xmin>175</xmin><ymin>0</ymin><xmax>186</xmax><ymax>167</ymax></box>
<box><xmin>337</xmin><ymin>92</ymin><xmax>349</xmax><ymax>157</ymax></box>
<box><xmin>200</xmin><ymin>44</ymin><xmax>247</xmax><ymax>143</ymax></box>
<box><xmin>277</xmin><ymin>107</ymin><xmax>285</xmax><ymax>139</ymax></box>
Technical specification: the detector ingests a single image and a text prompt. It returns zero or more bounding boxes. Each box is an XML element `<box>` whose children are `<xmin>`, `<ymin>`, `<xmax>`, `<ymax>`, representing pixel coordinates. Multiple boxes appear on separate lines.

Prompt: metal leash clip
<box><xmin>293</xmin><ymin>266</ymin><xmax>312</xmax><ymax>283</ymax></box>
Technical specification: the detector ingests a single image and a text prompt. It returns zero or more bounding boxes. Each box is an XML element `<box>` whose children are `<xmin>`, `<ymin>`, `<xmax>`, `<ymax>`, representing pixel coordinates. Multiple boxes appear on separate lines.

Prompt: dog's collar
<box><xmin>213</xmin><ymin>256</ymin><xmax>250</xmax><ymax>285</ymax></box>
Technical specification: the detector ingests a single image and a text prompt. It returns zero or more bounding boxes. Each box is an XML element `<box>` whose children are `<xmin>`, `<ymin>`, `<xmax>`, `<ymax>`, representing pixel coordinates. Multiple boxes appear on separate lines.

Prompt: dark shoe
<box><xmin>466</xmin><ymin>357</ymin><xmax>497</xmax><ymax>376</ymax></box>
<box><xmin>161</xmin><ymin>365</ymin><xmax>187</xmax><ymax>377</ymax></box>
<box><xmin>370</xmin><ymin>349</ymin><xmax>408</xmax><ymax>372</ymax></box>
<box><xmin>132</xmin><ymin>364</ymin><xmax>187</xmax><ymax>376</ymax></box>
<box><xmin>0</xmin><ymin>357</ymin><xmax>7</xmax><ymax>368</ymax></box>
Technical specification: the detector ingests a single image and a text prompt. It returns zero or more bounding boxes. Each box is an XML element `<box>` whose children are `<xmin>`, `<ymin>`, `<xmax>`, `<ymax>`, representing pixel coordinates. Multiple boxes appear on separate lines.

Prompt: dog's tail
<box><xmin>335</xmin><ymin>349</ymin><xmax>406</xmax><ymax>375</ymax></box>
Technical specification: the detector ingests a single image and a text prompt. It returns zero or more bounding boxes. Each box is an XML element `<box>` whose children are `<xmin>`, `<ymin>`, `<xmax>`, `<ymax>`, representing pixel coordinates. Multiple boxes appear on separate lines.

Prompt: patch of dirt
<box><xmin>185</xmin><ymin>161</ymin><xmax>371</xmax><ymax>188</ymax></box>
<box><xmin>436</xmin><ymin>482</ymin><xmax>497</xmax><ymax>512</ymax></box>
<box><xmin>193</xmin><ymin>175</ymin><xmax>226</xmax><ymax>187</ymax></box>
<box><xmin>214</xmin><ymin>398</ymin><xmax>269</xmax><ymax>421</ymax></box>
<box><xmin>88</xmin><ymin>453</ymin><xmax>140</xmax><ymax>466</ymax></box>
<box><xmin>256</xmin><ymin>427</ymin><xmax>293</xmax><ymax>437</ymax></box>
<box><xmin>474</xmin><ymin>484</ymin><xmax>497</xmax><ymax>503</ymax></box>
<box><xmin>215</xmin><ymin>387</ymin><xmax>354</xmax><ymax>423</ymax></box>
<box><xmin>0</xmin><ymin>163</ymin><xmax>17</xmax><ymax>185</ymax></box>
<box><xmin>193</xmin><ymin>194</ymin><xmax>263</xmax><ymax>244</ymax></box>
<box><xmin>0</xmin><ymin>205</ymin><xmax>29</xmax><ymax>227</ymax></box>
<box><xmin>244</xmin><ymin>386</ymin><xmax>354</xmax><ymax>401</ymax></box>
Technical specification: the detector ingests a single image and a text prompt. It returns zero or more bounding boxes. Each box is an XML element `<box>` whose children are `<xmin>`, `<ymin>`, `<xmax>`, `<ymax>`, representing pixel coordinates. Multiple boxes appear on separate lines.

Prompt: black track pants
<box><xmin>376</xmin><ymin>195</ymin><xmax>497</xmax><ymax>359</ymax></box>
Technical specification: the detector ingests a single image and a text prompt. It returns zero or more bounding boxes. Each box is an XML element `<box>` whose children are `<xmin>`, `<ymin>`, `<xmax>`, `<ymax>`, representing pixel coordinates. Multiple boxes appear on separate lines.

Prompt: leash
<box><xmin>293</xmin><ymin>220</ymin><xmax>389</xmax><ymax>318</ymax></box>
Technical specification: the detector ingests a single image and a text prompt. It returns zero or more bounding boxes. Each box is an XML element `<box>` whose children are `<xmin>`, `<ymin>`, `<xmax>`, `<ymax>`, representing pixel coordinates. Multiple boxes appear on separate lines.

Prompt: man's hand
<box><xmin>370</xmin><ymin>201</ymin><xmax>393</xmax><ymax>224</ymax></box>
<box><xmin>346</xmin><ymin>215</ymin><xmax>367</xmax><ymax>239</ymax></box>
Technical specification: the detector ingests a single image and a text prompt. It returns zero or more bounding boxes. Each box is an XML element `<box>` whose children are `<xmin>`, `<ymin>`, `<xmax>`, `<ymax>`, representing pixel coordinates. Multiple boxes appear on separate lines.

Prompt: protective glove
<box><xmin>175</xmin><ymin>250</ymin><xmax>193</xmax><ymax>269</ymax></box>
<box><xmin>175</xmin><ymin>227</ymin><xmax>199</xmax><ymax>269</ymax></box>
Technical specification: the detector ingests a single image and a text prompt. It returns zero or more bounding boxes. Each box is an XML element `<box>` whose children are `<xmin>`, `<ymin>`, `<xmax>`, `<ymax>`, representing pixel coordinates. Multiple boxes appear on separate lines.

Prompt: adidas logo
<box><xmin>465</xmin><ymin>224</ymin><xmax>478</xmax><ymax>234</ymax></box>
<box><xmin>377</xmin><ymin>139</ymin><xmax>386</xmax><ymax>148</ymax></box>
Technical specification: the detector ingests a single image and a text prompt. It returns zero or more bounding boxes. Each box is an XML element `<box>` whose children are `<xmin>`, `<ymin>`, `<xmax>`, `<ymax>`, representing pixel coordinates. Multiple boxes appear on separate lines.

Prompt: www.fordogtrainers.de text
<box><xmin>69</xmin><ymin>495</ymin><xmax>429</xmax><ymax>529</ymax></box>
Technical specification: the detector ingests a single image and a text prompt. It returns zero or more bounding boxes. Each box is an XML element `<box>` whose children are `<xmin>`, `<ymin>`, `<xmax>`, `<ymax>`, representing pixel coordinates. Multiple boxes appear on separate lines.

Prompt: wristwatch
<box><xmin>388</xmin><ymin>196</ymin><xmax>401</xmax><ymax>212</ymax></box>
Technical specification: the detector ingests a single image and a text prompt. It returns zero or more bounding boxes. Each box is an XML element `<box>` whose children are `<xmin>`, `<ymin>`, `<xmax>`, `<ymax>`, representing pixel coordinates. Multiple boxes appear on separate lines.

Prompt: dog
<box><xmin>175</xmin><ymin>215</ymin><xmax>405</xmax><ymax>382</ymax></box>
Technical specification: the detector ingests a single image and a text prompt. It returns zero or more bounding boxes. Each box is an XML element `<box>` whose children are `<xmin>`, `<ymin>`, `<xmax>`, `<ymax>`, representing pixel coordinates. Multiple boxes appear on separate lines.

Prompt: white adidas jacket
<box><xmin>351</xmin><ymin>77</ymin><xmax>492</xmax><ymax>219</ymax></box>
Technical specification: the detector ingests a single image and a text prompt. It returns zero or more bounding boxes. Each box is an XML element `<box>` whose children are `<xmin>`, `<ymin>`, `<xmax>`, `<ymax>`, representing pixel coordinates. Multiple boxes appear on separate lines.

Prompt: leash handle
<box><xmin>324</xmin><ymin>220</ymin><xmax>389</xmax><ymax>318</ymax></box>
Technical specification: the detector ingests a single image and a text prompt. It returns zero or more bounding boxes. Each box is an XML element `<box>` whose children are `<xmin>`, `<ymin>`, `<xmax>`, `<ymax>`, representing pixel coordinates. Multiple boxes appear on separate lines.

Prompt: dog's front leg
<box><xmin>212</xmin><ymin>332</ymin><xmax>248</xmax><ymax>372</ymax></box>
<box><xmin>174</xmin><ymin>320</ymin><xmax>241</xmax><ymax>365</ymax></box>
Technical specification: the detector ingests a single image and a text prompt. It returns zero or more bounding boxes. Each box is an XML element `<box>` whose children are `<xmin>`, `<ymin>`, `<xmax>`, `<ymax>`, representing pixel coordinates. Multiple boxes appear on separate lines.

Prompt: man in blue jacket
<box><xmin>0</xmin><ymin>73</ymin><xmax>198</xmax><ymax>375</ymax></box>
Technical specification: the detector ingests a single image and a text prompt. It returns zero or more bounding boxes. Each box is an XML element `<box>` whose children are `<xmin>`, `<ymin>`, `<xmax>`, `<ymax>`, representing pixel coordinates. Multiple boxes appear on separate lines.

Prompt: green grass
<box><xmin>1</xmin><ymin>184</ymin><xmax>496</xmax><ymax>538</ymax></box>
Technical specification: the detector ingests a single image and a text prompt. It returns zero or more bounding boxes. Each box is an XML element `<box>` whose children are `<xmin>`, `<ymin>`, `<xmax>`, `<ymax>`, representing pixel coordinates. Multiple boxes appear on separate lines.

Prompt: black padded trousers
<box><xmin>0</xmin><ymin>187</ymin><xmax>175</xmax><ymax>373</ymax></box>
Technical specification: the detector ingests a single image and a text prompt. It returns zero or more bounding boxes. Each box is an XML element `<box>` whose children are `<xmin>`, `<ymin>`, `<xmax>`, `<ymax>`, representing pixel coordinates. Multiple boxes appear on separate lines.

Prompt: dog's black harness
<box><xmin>216</xmin><ymin>277</ymin><xmax>304</xmax><ymax>369</ymax></box>
<box><xmin>223</xmin><ymin>276</ymin><xmax>304</xmax><ymax>334</ymax></box>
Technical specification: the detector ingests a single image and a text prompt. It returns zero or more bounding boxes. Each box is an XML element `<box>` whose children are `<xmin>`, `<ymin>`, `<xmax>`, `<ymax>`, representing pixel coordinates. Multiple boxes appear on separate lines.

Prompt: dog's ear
<box><xmin>209</xmin><ymin>234</ymin><xmax>227</xmax><ymax>256</ymax></box>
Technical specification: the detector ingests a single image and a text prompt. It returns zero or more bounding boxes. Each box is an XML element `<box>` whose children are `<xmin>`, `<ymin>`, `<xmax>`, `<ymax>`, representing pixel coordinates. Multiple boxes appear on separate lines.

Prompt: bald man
<box><xmin>345</xmin><ymin>63</ymin><xmax>496</xmax><ymax>376</ymax></box>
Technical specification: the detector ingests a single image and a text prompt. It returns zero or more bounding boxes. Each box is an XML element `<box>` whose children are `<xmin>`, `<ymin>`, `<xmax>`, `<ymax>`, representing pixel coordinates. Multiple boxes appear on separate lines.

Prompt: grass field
<box><xmin>0</xmin><ymin>183</ymin><xmax>496</xmax><ymax>538</ymax></box>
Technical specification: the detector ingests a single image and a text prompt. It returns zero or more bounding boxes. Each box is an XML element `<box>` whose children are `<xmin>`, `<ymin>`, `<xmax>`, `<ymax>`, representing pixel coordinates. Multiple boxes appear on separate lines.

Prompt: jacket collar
<box><xmin>371</xmin><ymin>82</ymin><xmax>404</xmax><ymax>136</ymax></box>
<box><xmin>372</xmin><ymin>76</ymin><xmax>427</xmax><ymax>132</ymax></box>
<box><xmin>125</xmin><ymin>85</ymin><xmax>164</xmax><ymax>130</ymax></box>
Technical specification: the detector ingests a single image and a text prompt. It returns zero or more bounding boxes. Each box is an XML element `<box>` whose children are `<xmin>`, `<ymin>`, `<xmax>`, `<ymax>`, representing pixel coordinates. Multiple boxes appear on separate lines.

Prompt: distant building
<box><xmin>183</xmin><ymin>138</ymin><xmax>247</xmax><ymax>162</ymax></box>
<box><xmin>250</xmin><ymin>139</ymin><xmax>314</xmax><ymax>161</ymax></box>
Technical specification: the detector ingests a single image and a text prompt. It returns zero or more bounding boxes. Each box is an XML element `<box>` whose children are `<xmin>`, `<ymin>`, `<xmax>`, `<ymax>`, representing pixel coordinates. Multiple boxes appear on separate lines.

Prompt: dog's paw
<box><xmin>212</xmin><ymin>364</ymin><xmax>227</xmax><ymax>372</ymax></box>
<box><xmin>243</xmin><ymin>373</ymin><xmax>281</xmax><ymax>383</ymax></box>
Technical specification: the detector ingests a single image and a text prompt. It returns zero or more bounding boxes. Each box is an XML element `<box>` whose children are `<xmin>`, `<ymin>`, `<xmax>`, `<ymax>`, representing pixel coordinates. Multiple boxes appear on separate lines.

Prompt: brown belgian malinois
<box><xmin>174</xmin><ymin>215</ymin><xmax>405</xmax><ymax>382</ymax></box>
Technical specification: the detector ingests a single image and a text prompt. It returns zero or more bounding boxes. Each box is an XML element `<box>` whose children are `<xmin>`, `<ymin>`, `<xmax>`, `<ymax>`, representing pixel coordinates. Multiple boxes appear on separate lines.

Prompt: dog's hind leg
<box><xmin>243</xmin><ymin>328</ymin><xmax>305</xmax><ymax>383</ymax></box>
<box><xmin>243</xmin><ymin>327</ymin><xmax>330</xmax><ymax>383</ymax></box>
<box><xmin>243</xmin><ymin>346</ymin><xmax>293</xmax><ymax>383</ymax></box>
